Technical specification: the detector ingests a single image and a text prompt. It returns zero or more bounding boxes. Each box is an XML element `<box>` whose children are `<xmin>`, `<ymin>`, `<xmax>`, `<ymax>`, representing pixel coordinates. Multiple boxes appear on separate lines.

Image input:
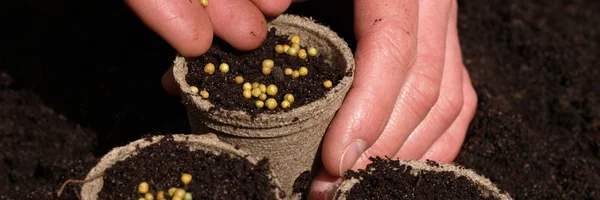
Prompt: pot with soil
<box><xmin>333</xmin><ymin>157</ymin><xmax>513</xmax><ymax>200</ymax></box>
<box><xmin>80</xmin><ymin>134</ymin><xmax>285</xmax><ymax>200</ymax></box>
<box><xmin>173</xmin><ymin>14</ymin><xmax>355</xmax><ymax>193</ymax></box>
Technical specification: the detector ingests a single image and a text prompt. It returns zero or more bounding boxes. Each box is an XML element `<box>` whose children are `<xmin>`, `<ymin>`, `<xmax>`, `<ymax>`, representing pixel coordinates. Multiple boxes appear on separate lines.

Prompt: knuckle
<box><xmin>410</xmin><ymin>71</ymin><xmax>442</xmax><ymax>108</ymax></box>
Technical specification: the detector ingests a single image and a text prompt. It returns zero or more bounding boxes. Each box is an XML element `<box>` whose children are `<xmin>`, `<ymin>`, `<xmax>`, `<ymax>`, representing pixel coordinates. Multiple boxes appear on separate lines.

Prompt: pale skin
<box><xmin>126</xmin><ymin>0</ymin><xmax>477</xmax><ymax>199</ymax></box>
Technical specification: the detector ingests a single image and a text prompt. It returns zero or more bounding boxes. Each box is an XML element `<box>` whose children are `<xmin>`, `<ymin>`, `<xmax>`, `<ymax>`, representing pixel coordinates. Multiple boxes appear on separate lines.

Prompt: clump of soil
<box><xmin>340</xmin><ymin>157</ymin><xmax>495</xmax><ymax>200</ymax></box>
<box><xmin>185</xmin><ymin>28</ymin><xmax>345</xmax><ymax>114</ymax></box>
<box><xmin>98</xmin><ymin>136</ymin><xmax>282</xmax><ymax>199</ymax></box>
<box><xmin>291</xmin><ymin>170</ymin><xmax>311</xmax><ymax>199</ymax></box>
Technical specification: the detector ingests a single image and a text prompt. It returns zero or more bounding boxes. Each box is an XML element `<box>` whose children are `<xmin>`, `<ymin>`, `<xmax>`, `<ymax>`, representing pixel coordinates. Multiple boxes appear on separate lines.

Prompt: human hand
<box><xmin>309</xmin><ymin>0</ymin><xmax>478</xmax><ymax>199</ymax></box>
<box><xmin>125</xmin><ymin>0</ymin><xmax>294</xmax><ymax>94</ymax></box>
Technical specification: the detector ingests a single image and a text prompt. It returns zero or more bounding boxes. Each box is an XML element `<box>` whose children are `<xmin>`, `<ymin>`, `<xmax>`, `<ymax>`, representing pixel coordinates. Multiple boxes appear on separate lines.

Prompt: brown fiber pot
<box><xmin>80</xmin><ymin>134</ymin><xmax>284</xmax><ymax>200</ymax></box>
<box><xmin>173</xmin><ymin>14</ymin><xmax>355</xmax><ymax>194</ymax></box>
<box><xmin>333</xmin><ymin>159</ymin><xmax>513</xmax><ymax>200</ymax></box>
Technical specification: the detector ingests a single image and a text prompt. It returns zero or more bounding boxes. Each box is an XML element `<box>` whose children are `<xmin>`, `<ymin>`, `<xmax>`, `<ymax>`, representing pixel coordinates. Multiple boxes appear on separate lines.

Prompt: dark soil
<box><xmin>0</xmin><ymin>0</ymin><xmax>598</xmax><ymax>199</ymax></box>
<box><xmin>185</xmin><ymin>28</ymin><xmax>344</xmax><ymax>114</ymax></box>
<box><xmin>98</xmin><ymin>135</ymin><xmax>282</xmax><ymax>199</ymax></box>
<box><xmin>292</xmin><ymin>171</ymin><xmax>311</xmax><ymax>199</ymax></box>
<box><xmin>339</xmin><ymin>157</ymin><xmax>494</xmax><ymax>200</ymax></box>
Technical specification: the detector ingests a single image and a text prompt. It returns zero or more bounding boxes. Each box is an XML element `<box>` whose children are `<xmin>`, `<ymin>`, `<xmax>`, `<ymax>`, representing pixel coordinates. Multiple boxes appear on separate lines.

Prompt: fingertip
<box><xmin>250</xmin><ymin>0</ymin><xmax>292</xmax><ymax>16</ymax></box>
<box><xmin>309</xmin><ymin>170</ymin><xmax>342</xmax><ymax>200</ymax></box>
<box><xmin>205</xmin><ymin>0</ymin><xmax>268</xmax><ymax>51</ymax></box>
<box><xmin>161</xmin><ymin>66</ymin><xmax>180</xmax><ymax>95</ymax></box>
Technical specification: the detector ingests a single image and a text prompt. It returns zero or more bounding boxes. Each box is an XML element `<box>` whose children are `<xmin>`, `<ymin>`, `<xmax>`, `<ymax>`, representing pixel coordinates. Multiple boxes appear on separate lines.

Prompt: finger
<box><xmin>308</xmin><ymin>170</ymin><xmax>343</xmax><ymax>200</ymax></box>
<box><xmin>161</xmin><ymin>66</ymin><xmax>180</xmax><ymax>95</ymax></box>
<box><xmin>421</xmin><ymin>67</ymin><xmax>478</xmax><ymax>163</ymax></box>
<box><xmin>205</xmin><ymin>0</ymin><xmax>268</xmax><ymax>51</ymax></box>
<box><xmin>125</xmin><ymin>0</ymin><xmax>213</xmax><ymax>57</ymax></box>
<box><xmin>249</xmin><ymin>0</ymin><xmax>292</xmax><ymax>17</ymax></box>
<box><xmin>349</xmin><ymin>0</ymin><xmax>453</xmax><ymax>170</ymax></box>
<box><xmin>321</xmin><ymin>0</ymin><xmax>419</xmax><ymax>177</ymax></box>
<box><xmin>395</xmin><ymin>0</ymin><xmax>462</xmax><ymax>160</ymax></box>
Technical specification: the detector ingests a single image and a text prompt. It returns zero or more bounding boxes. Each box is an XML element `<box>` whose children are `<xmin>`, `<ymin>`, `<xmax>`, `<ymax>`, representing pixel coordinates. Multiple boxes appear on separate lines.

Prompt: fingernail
<box><xmin>338</xmin><ymin>139</ymin><xmax>367</xmax><ymax>176</ymax></box>
<box><xmin>324</xmin><ymin>182</ymin><xmax>341</xmax><ymax>200</ymax></box>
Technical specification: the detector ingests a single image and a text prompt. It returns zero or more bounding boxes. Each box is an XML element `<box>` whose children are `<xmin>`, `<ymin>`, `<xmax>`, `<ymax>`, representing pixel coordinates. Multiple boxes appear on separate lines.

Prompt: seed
<box><xmin>283</xmin><ymin>44</ymin><xmax>290</xmax><ymax>52</ymax></box>
<box><xmin>284</xmin><ymin>68</ymin><xmax>293</xmax><ymax>75</ymax></box>
<box><xmin>262</xmin><ymin>59</ymin><xmax>274</xmax><ymax>69</ymax></box>
<box><xmin>181</xmin><ymin>173</ymin><xmax>192</xmax><ymax>185</ymax></box>
<box><xmin>281</xmin><ymin>100</ymin><xmax>291</xmax><ymax>109</ymax></box>
<box><xmin>172</xmin><ymin>196</ymin><xmax>183</xmax><ymax>200</ymax></box>
<box><xmin>299</xmin><ymin>67</ymin><xmax>308</xmax><ymax>76</ymax></box>
<box><xmin>265</xmin><ymin>98</ymin><xmax>277</xmax><ymax>110</ymax></box>
<box><xmin>284</xmin><ymin>94</ymin><xmax>295</xmax><ymax>103</ymax></box>
<box><xmin>157</xmin><ymin>191</ymin><xmax>165</xmax><ymax>199</ymax></box>
<box><xmin>200</xmin><ymin>0</ymin><xmax>208</xmax><ymax>7</ymax></box>
<box><xmin>255</xmin><ymin>100</ymin><xmax>265</xmax><ymax>109</ymax></box>
<box><xmin>138</xmin><ymin>182</ymin><xmax>149</xmax><ymax>194</ymax></box>
<box><xmin>235</xmin><ymin>76</ymin><xmax>244</xmax><ymax>84</ymax></box>
<box><xmin>252</xmin><ymin>82</ymin><xmax>260</xmax><ymax>89</ymax></box>
<box><xmin>262</xmin><ymin>66</ymin><xmax>272</xmax><ymax>75</ymax></box>
<box><xmin>145</xmin><ymin>193</ymin><xmax>155</xmax><ymax>200</ymax></box>
<box><xmin>219</xmin><ymin>63</ymin><xmax>229</xmax><ymax>73</ymax></box>
<box><xmin>259</xmin><ymin>84</ymin><xmax>267</xmax><ymax>93</ymax></box>
<box><xmin>298</xmin><ymin>49</ymin><xmax>307</xmax><ymax>59</ymax></box>
<box><xmin>307</xmin><ymin>47</ymin><xmax>318</xmax><ymax>56</ymax></box>
<box><xmin>286</xmin><ymin>47</ymin><xmax>298</xmax><ymax>56</ymax></box>
<box><xmin>291</xmin><ymin>70</ymin><xmax>300</xmax><ymax>78</ymax></box>
<box><xmin>275</xmin><ymin>44</ymin><xmax>284</xmax><ymax>54</ymax></box>
<box><xmin>190</xmin><ymin>86</ymin><xmax>199</xmax><ymax>94</ymax></box>
<box><xmin>251</xmin><ymin>88</ymin><xmax>262</xmax><ymax>98</ymax></box>
<box><xmin>243</xmin><ymin>89</ymin><xmax>252</xmax><ymax>99</ymax></box>
<box><xmin>323</xmin><ymin>80</ymin><xmax>333</xmax><ymax>88</ymax></box>
<box><xmin>199</xmin><ymin>90</ymin><xmax>209</xmax><ymax>99</ymax></box>
<box><xmin>243</xmin><ymin>82</ymin><xmax>252</xmax><ymax>91</ymax></box>
<box><xmin>184</xmin><ymin>193</ymin><xmax>193</xmax><ymax>200</ymax></box>
<box><xmin>259</xmin><ymin>93</ymin><xmax>267</xmax><ymax>101</ymax></box>
<box><xmin>290</xmin><ymin>35</ymin><xmax>301</xmax><ymax>45</ymax></box>
<box><xmin>168</xmin><ymin>188</ymin><xmax>177</xmax><ymax>197</ymax></box>
<box><xmin>139</xmin><ymin>198</ymin><xmax>146</xmax><ymax>200</ymax></box>
<box><xmin>204</xmin><ymin>63</ymin><xmax>215</xmax><ymax>74</ymax></box>
<box><xmin>175</xmin><ymin>189</ymin><xmax>186</xmax><ymax>198</ymax></box>
<box><xmin>266</xmin><ymin>85</ymin><xmax>278</xmax><ymax>96</ymax></box>
<box><xmin>291</xmin><ymin>43</ymin><xmax>300</xmax><ymax>51</ymax></box>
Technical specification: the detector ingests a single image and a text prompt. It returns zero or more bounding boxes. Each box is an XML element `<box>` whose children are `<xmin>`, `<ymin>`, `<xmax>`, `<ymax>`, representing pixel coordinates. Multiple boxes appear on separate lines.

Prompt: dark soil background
<box><xmin>0</xmin><ymin>0</ymin><xmax>598</xmax><ymax>199</ymax></box>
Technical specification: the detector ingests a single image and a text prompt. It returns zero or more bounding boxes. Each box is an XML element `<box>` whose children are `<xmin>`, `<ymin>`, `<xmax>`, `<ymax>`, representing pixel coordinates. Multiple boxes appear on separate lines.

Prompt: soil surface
<box><xmin>98</xmin><ymin>136</ymin><xmax>282</xmax><ymax>199</ymax></box>
<box><xmin>185</xmin><ymin>28</ymin><xmax>344</xmax><ymax>113</ymax></box>
<box><xmin>339</xmin><ymin>157</ymin><xmax>494</xmax><ymax>200</ymax></box>
<box><xmin>0</xmin><ymin>0</ymin><xmax>598</xmax><ymax>199</ymax></box>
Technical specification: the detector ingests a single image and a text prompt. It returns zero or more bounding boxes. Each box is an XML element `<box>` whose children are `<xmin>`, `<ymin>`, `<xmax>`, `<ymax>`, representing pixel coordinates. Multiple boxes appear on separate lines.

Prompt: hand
<box><xmin>125</xmin><ymin>0</ymin><xmax>293</xmax><ymax>94</ymax></box>
<box><xmin>309</xmin><ymin>0</ymin><xmax>478</xmax><ymax>199</ymax></box>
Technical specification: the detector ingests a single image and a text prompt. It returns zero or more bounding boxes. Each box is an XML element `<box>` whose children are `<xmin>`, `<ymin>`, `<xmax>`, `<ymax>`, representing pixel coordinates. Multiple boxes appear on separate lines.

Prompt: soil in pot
<box><xmin>185</xmin><ymin>28</ymin><xmax>346</xmax><ymax>114</ymax></box>
<box><xmin>338</xmin><ymin>157</ymin><xmax>501</xmax><ymax>200</ymax></box>
<box><xmin>97</xmin><ymin>135</ymin><xmax>283</xmax><ymax>199</ymax></box>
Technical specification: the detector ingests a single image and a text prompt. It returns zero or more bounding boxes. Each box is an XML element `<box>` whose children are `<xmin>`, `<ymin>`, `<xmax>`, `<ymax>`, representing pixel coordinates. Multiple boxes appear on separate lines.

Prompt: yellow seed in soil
<box><xmin>243</xmin><ymin>82</ymin><xmax>252</xmax><ymax>91</ymax></box>
<box><xmin>139</xmin><ymin>198</ymin><xmax>146</xmax><ymax>200</ymax></box>
<box><xmin>259</xmin><ymin>93</ymin><xmax>267</xmax><ymax>101</ymax></box>
<box><xmin>281</xmin><ymin>100</ymin><xmax>291</xmax><ymax>109</ymax></box>
<box><xmin>262</xmin><ymin>66</ymin><xmax>272</xmax><ymax>75</ymax></box>
<box><xmin>291</xmin><ymin>70</ymin><xmax>300</xmax><ymax>78</ymax></box>
<box><xmin>275</xmin><ymin>44</ymin><xmax>285</xmax><ymax>54</ymax></box>
<box><xmin>184</xmin><ymin>193</ymin><xmax>193</xmax><ymax>200</ymax></box>
<box><xmin>219</xmin><ymin>63</ymin><xmax>229</xmax><ymax>73</ymax></box>
<box><xmin>290</xmin><ymin>35</ymin><xmax>301</xmax><ymax>45</ymax></box>
<box><xmin>287</xmin><ymin>46</ymin><xmax>298</xmax><ymax>56</ymax></box>
<box><xmin>243</xmin><ymin>89</ymin><xmax>252</xmax><ymax>99</ymax></box>
<box><xmin>204</xmin><ymin>63</ymin><xmax>215</xmax><ymax>74</ymax></box>
<box><xmin>168</xmin><ymin>188</ymin><xmax>177</xmax><ymax>197</ymax></box>
<box><xmin>323</xmin><ymin>80</ymin><xmax>333</xmax><ymax>88</ymax></box>
<box><xmin>307</xmin><ymin>47</ymin><xmax>318</xmax><ymax>56</ymax></box>
<box><xmin>291</xmin><ymin>43</ymin><xmax>300</xmax><ymax>51</ymax></box>
<box><xmin>251</xmin><ymin>88</ymin><xmax>262</xmax><ymax>98</ymax></box>
<box><xmin>252</xmin><ymin>82</ymin><xmax>260</xmax><ymax>89</ymax></box>
<box><xmin>255</xmin><ymin>100</ymin><xmax>265</xmax><ymax>109</ymax></box>
<box><xmin>283</xmin><ymin>44</ymin><xmax>290</xmax><ymax>52</ymax></box>
<box><xmin>138</xmin><ymin>182</ymin><xmax>149</xmax><ymax>194</ymax></box>
<box><xmin>200</xmin><ymin>90</ymin><xmax>209</xmax><ymax>98</ymax></box>
<box><xmin>145</xmin><ymin>193</ymin><xmax>155</xmax><ymax>200</ymax></box>
<box><xmin>284</xmin><ymin>94</ymin><xmax>295</xmax><ymax>103</ymax></box>
<box><xmin>259</xmin><ymin>84</ymin><xmax>266</xmax><ymax>93</ymax></box>
<box><xmin>157</xmin><ymin>191</ymin><xmax>165</xmax><ymax>199</ymax></box>
<box><xmin>266</xmin><ymin>84</ymin><xmax>278</xmax><ymax>96</ymax></box>
<box><xmin>172</xmin><ymin>196</ymin><xmax>183</xmax><ymax>200</ymax></box>
<box><xmin>235</xmin><ymin>76</ymin><xmax>244</xmax><ymax>84</ymax></box>
<box><xmin>284</xmin><ymin>68</ymin><xmax>293</xmax><ymax>75</ymax></box>
<box><xmin>200</xmin><ymin>0</ymin><xmax>208</xmax><ymax>7</ymax></box>
<box><xmin>175</xmin><ymin>188</ymin><xmax>186</xmax><ymax>198</ymax></box>
<box><xmin>299</xmin><ymin>67</ymin><xmax>308</xmax><ymax>76</ymax></box>
<box><xmin>262</xmin><ymin>59</ymin><xmax>274</xmax><ymax>69</ymax></box>
<box><xmin>189</xmin><ymin>86</ymin><xmax>199</xmax><ymax>94</ymax></box>
<box><xmin>265</xmin><ymin>98</ymin><xmax>277</xmax><ymax>110</ymax></box>
<box><xmin>298</xmin><ymin>49</ymin><xmax>307</xmax><ymax>59</ymax></box>
<box><xmin>181</xmin><ymin>173</ymin><xmax>192</xmax><ymax>185</ymax></box>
